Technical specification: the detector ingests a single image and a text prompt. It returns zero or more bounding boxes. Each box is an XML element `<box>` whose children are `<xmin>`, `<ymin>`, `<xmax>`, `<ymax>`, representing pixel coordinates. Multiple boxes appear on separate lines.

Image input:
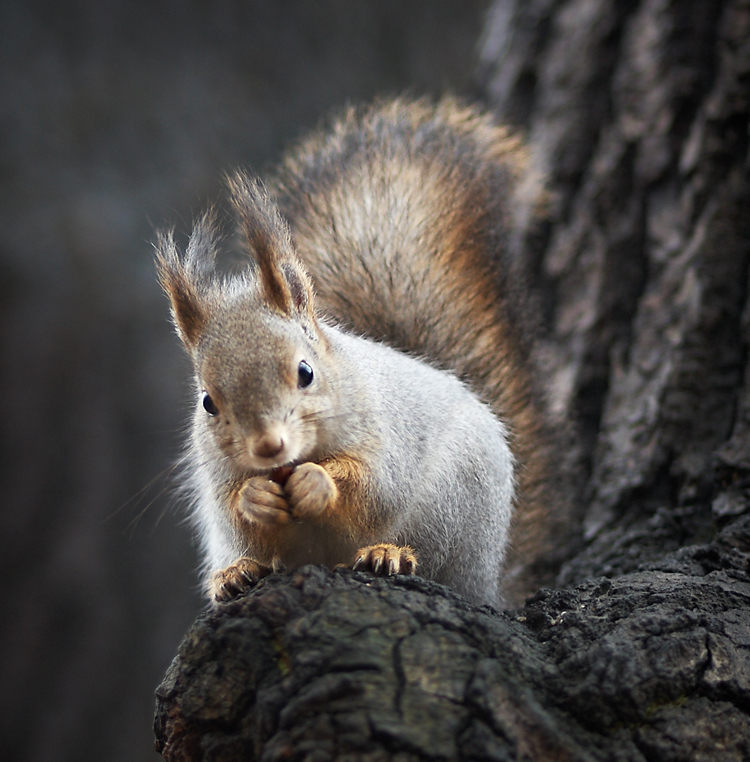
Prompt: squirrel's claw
<box><xmin>210</xmin><ymin>557</ymin><xmax>271</xmax><ymax>602</ymax></box>
<box><xmin>353</xmin><ymin>544</ymin><xmax>418</xmax><ymax>577</ymax></box>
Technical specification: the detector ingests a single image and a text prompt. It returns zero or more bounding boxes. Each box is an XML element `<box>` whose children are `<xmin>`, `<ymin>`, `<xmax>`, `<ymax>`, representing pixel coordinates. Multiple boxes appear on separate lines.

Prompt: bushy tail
<box><xmin>271</xmin><ymin>97</ymin><xmax>576</xmax><ymax>603</ymax></box>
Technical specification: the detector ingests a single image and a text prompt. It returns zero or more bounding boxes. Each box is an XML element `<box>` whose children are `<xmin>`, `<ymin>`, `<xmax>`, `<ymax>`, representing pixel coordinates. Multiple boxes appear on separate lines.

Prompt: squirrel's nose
<box><xmin>253</xmin><ymin>431</ymin><xmax>285</xmax><ymax>459</ymax></box>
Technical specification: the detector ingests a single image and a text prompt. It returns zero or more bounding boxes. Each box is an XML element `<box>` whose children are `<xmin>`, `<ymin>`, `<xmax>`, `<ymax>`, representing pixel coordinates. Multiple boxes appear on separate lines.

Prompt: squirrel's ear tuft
<box><xmin>227</xmin><ymin>172</ymin><xmax>316</xmax><ymax>320</ymax></box>
<box><xmin>155</xmin><ymin>214</ymin><xmax>217</xmax><ymax>349</ymax></box>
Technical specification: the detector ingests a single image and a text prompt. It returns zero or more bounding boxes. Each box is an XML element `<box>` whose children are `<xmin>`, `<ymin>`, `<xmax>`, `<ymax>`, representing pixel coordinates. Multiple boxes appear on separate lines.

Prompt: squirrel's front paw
<box><xmin>209</xmin><ymin>557</ymin><xmax>271</xmax><ymax>602</ymax></box>
<box><xmin>238</xmin><ymin>476</ymin><xmax>292</xmax><ymax>525</ymax></box>
<box><xmin>353</xmin><ymin>544</ymin><xmax>418</xmax><ymax>576</ymax></box>
<box><xmin>286</xmin><ymin>462</ymin><xmax>337</xmax><ymax>519</ymax></box>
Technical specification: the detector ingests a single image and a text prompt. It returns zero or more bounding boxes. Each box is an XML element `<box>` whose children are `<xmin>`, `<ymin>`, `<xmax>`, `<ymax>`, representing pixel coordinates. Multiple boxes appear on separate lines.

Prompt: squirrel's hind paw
<box><xmin>353</xmin><ymin>544</ymin><xmax>418</xmax><ymax>576</ymax></box>
<box><xmin>209</xmin><ymin>557</ymin><xmax>271</xmax><ymax>603</ymax></box>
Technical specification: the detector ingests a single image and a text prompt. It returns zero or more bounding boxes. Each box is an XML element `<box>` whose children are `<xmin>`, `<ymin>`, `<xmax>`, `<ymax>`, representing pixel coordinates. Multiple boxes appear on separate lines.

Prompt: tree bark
<box><xmin>155</xmin><ymin>0</ymin><xmax>750</xmax><ymax>759</ymax></box>
<box><xmin>155</xmin><ymin>520</ymin><xmax>750</xmax><ymax>761</ymax></box>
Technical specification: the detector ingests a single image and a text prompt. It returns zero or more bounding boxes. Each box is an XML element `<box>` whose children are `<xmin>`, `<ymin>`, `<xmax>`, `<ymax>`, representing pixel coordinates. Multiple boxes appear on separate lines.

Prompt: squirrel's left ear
<box><xmin>227</xmin><ymin>172</ymin><xmax>316</xmax><ymax>322</ymax></box>
<box><xmin>155</xmin><ymin>213</ymin><xmax>216</xmax><ymax>350</ymax></box>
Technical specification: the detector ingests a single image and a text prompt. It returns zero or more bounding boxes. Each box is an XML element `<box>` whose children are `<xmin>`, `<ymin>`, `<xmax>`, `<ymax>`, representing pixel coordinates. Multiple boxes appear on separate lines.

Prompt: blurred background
<box><xmin>0</xmin><ymin>1</ymin><xmax>490</xmax><ymax>760</ymax></box>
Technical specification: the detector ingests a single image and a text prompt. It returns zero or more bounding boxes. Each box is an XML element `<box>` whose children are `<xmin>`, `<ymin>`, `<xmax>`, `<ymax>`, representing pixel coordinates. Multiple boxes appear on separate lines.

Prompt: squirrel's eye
<box><xmin>201</xmin><ymin>391</ymin><xmax>219</xmax><ymax>416</ymax></box>
<box><xmin>298</xmin><ymin>360</ymin><xmax>314</xmax><ymax>388</ymax></box>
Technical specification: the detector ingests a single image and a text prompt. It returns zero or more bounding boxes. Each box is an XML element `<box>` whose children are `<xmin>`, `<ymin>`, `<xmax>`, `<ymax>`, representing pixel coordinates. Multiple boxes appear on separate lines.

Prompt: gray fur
<box><xmin>324</xmin><ymin>328</ymin><xmax>515</xmax><ymax>604</ymax></box>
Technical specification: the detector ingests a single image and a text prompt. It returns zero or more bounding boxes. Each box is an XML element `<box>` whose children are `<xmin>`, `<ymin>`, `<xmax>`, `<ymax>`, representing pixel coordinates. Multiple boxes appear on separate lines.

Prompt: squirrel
<box><xmin>156</xmin><ymin>97</ymin><xmax>572</xmax><ymax>608</ymax></box>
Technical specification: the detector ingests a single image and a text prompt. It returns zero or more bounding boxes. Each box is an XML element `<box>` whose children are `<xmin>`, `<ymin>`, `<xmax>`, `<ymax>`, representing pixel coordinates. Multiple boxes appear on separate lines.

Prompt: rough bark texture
<box><xmin>479</xmin><ymin>0</ymin><xmax>750</xmax><ymax>587</ymax></box>
<box><xmin>155</xmin><ymin>517</ymin><xmax>750</xmax><ymax>761</ymax></box>
<box><xmin>155</xmin><ymin>0</ymin><xmax>750</xmax><ymax>759</ymax></box>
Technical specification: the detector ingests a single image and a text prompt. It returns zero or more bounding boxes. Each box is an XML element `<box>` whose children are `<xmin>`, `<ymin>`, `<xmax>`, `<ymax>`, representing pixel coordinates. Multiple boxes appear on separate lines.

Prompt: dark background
<box><xmin>0</xmin><ymin>2</ymin><xmax>490</xmax><ymax>760</ymax></box>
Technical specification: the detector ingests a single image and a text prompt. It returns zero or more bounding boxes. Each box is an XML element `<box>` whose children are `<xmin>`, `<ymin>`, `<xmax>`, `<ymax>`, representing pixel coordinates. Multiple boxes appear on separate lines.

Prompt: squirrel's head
<box><xmin>155</xmin><ymin>173</ymin><xmax>333</xmax><ymax>473</ymax></box>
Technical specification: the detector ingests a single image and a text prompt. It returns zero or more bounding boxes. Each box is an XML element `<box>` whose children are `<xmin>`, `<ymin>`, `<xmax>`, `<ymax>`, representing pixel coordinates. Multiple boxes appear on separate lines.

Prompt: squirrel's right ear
<box><xmin>227</xmin><ymin>172</ymin><xmax>317</xmax><ymax>323</ymax></box>
<box><xmin>155</xmin><ymin>214</ymin><xmax>216</xmax><ymax>350</ymax></box>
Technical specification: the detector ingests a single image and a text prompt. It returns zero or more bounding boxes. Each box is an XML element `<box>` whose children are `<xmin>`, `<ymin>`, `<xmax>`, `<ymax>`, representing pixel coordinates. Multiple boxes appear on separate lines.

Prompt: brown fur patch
<box><xmin>315</xmin><ymin>454</ymin><xmax>381</xmax><ymax>539</ymax></box>
<box><xmin>223</xmin><ymin>454</ymin><xmax>380</xmax><ymax>570</ymax></box>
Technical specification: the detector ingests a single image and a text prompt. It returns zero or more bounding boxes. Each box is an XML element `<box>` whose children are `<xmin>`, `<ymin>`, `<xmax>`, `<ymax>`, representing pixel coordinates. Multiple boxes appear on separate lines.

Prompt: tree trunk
<box><xmin>479</xmin><ymin>0</ymin><xmax>750</xmax><ymax>582</ymax></box>
<box><xmin>154</xmin><ymin>1</ymin><xmax>750</xmax><ymax>759</ymax></box>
